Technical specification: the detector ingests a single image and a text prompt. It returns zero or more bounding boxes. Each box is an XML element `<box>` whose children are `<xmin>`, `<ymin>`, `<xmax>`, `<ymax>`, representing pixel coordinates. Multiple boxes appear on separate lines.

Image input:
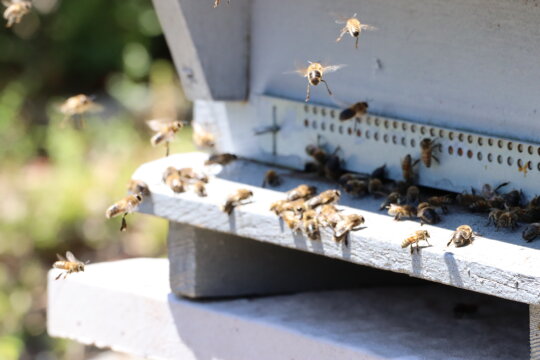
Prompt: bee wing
<box><xmin>361</xmin><ymin>24</ymin><xmax>377</xmax><ymax>31</ymax></box>
<box><xmin>66</xmin><ymin>251</ymin><xmax>78</xmax><ymax>262</ymax></box>
<box><xmin>2</xmin><ymin>0</ymin><xmax>12</xmax><ymax>6</ymax></box>
<box><xmin>322</xmin><ymin>64</ymin><xmax>347</xmax><ymax>73</ymax></box>
<box><xmin>146</xmin><ymin>119</ymin><xmax>168</xmax><ymax>131</ymax></box>
<box><xmin>56</xmin><ymin>253</ymin><xmax>66</xmax><ymax>261</ymax></box>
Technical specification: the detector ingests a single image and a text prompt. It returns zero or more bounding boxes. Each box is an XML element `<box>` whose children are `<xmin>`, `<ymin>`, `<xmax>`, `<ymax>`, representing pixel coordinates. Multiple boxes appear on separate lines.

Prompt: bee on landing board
<box><xmin>420</xmin><ymin>138</ymin><xmax>442</xmax><ymax>168</ymax></box>
<box><xmin>318</xmin><ymin>204</ymin><xmax>343</xmax><ymax>228</ymax></box>
<box><xmin>302</xmin><ymin>209</ymin><xmax>321</xmax><ymax>241</ymax></box>
<box><xmin>286</xmin><ymin>184</ymin><xmax>317</xmax><ymax>202</ymax></box>
<box><xmin>295</xmin><ymin>62</ymin><xmax>345</xmax><ymax>102</ymax></box>
<box><xmin>402</xmin><ymin>230</ymin><xmax>431</xmax><ymax>254</ymax></box>
<box><xmin>222</xmin><ymin>189</ymin><xmax>253</xmax><ymax>215</ymax></box>
<box><xmin>162</xmin><ymin>167</ymin><xmax>186</xmax><ymax>193</ymax></box>
<box><xmin>333</xmin><ymin>214</ymin><xmax>365</xmax><ymax>244</ymax></box>
<box><xmin>127</xmin><ymin>179</ymin><xmax>150</xmax><ymax>197</ymax></box>
<box><xmin>59</xmin><ymin>94</ymin><xmax>102</xmax><ymax>129</ymax></box>
<box><xmin>523</xmin><ymin>223</ymin><xmax>540</xmax><ymax>242</ymax></box>
<box><xmin>193</xmin><ymin>181</ymin><xmax>207</xmax><ymax>197</ymax></box>
<box><xmin>2</xmin><ymin>0</ymin><xmax>31</xmax><ymax>28</ymax></box>
<box><xmin>335</xmin><ymin>13</ymin><xmax>377</xmax><ymax>49</ymax></box>
<box><xmin>387</xmin><ymin>204</ymin><xmax>416</xmax><ymax>221</ymax></box>
<box><xmin>447</xmin><ymin>225</ymin><xmax>476</xmax><ymax>247</ymax></box>
<box><xmin>105</xmin><ymin>193</ymin><xmax>143</xmax><ymax>232</ymax></box>
<box><xmin>53</xmin><ymin>251</ymin><xmax>89</xmax><ymax>280</ymax></box>
<box><xmin>205</xmin><ymin>153</ymin><xmax>238</xmax><ymax>166</ymax></box>
<box><xmin>146</xmin><ymin>119</ymin><xmax>184</xmax><ymax>157</ymax></box>
<box><xmin>417</xmin><ymin>202</ymin><xmax>441</xmax><ymax>225</ymax></box>
<box><xmin>305</xmin><ymin>189</ymin><xmax>341</xmax><ymax>209</ymax></box>
<box><xmin>339</xmin><ymin>102</ymin><xmax>368</xmax><ymax>121</ymax></box>
<box><xmin>262</xmin><ymin>170</ymin><xmax>282</xmax><ymax>188</ymax></box>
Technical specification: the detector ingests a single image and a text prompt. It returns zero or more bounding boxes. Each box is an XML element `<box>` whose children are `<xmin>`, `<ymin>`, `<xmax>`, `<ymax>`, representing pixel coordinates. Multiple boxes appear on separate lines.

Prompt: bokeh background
<box><xmin>0</xmin><ymin>0</ymin><xmax>193</xmax><ymax>358</ymax></box>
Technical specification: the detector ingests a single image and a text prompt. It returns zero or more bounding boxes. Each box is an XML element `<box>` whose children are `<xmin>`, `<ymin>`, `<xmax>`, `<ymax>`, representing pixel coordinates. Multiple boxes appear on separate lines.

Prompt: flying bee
<box><xmin>262</xmin><ymin>170</ymin><xmax>282</xmax><ymax>188</ymax></box>
<box><xmin>192</xmin><ymin>123</ymin><xmax>215</xmax><ymax>149</ymax></box>
<box><xmin>417</xmin><ymin>202</ymin><xmax>441</xmax><ymax>225</ymax></box>
<box><xmin>427</xmin><ymin>195</ymin><xmax>452</xmax><ymax>214</ymax></box>
<box><xmin>317</xmin><ymin>204</ymin><xmax>343</xmax><ymax>227</ymax></box>
<box><xmin>306</xmin><ymin>189</ymin><xmax>341</xmax><ymax>209</ymax></box>
<box><xmin>205</xmin><ymin>153</ymin><xmax>238</xmax><ymax>166</ymax></box>
<box><xmin>339</xmin><ymin>102</ymin><xmax>368</xmax><ymax>121</ymax></box>
<box><xmin>127</xmin><ymin>179</ymin><xmax>150</xmax><ymax>196</ymax></box>
<box><xmin>387</xmin><ymin>204</ymin><xmax>416</xmax><ymax>221</ymax></box>
<box><xmin>402</xmin><ymin>230</ymin><xmax>431</xmax><ymax>254</ymax></box>
<box><xmin>522</xmin><ymin>223</ymin><xmax>540</xmax><ymax>242</ymax></box>
<box><xmin>3</xmin><ymin>0</ymin><xmax>31</xmax><ymax>28</ymax></box>
<box><xmin>213</xmin><ymin>0</ymin><xmax>229</xmax><ymax>7</ymax></box>
<box><xmin>295</xmin><ymin>62</ymin><xmax>345</xmax><ymax>102</ymax></box>
<box><xmin>406</xmin><ymin>186</ymin><xmax>420</xmax><ymax>204</ymax></box>
<box><xmin>379</xmin><ymin>192</ymin><xmax>402</xmax><ymax>211</ymax></box>
<box><xmin>335</xmin><ymin>13</ymin><xmax>377</xmax><ymax>49</ymax></box>
<box><xmin>343</xmin><ymin>179</ymin><xmax>368</xmax><ymax>197</ymax></box>
<box><xmin>333</xmin><ymin>214</ymin><xmax>365</xmax><ymax>244</ymax></box>
<box><xmin>53</xmin><ymin>251</ymin><xmax>89</xmax><ymax>280</ymax></box>
<box><xmin>420</xmin><ymin>138</ymin><xmax>441</xmax><ymax>168</ymax></box>
<box><xmin>447</xmin><ymin>225</ymin><xmax>476</xmax><ymax>247</ymax></box>
<box><xmin>59</xmin><ymin>94</ymin><xmax>102</xmax><ymax>129</ymax></box>
<box><xmin>162</xmin><ymin>167</ymin><xmax>185</xmax><ymax>193</ymax></box>
<box><xmin>222</xmin><ymin>189</ymin><xmax>253</xmax><ymax>215</ymax></box>
<box><xmin>146</xmin><ymin>119</ymin><xmax>184</xmax><ymax>156</ymax></box>
<box><xmin>193</xmin><ymin>181</ymin><xmax>207</xmax><ymax>197</ymax></box>
<box><xmin>401</xmin><ymin>154</ymin><xmax>419</xmax><ymax>184</ymax></box>
<box><xmin>105</xmin><ymin>193</ymin><xmax>143</xmax><ymax>232</ymax></box>
<box><xmin>286</xmin><ymin>184</ymin><xmax>317</xmax><ymax>201</ymax></box>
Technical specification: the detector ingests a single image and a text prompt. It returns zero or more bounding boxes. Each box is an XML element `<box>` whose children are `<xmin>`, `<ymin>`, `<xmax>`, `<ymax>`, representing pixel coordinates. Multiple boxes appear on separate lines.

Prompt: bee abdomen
<box><xmin>151</xmin><ymin>133</ymin><xmax>166</xmax><ymax>146</ymax></box>
<box><xmin>105</xmin><ymin>204</ymin><xmax>123</xmax><ymax>219</ymax></box>
<box><xmin>401</xmin><ymin>238</ymin><xmax>413</xmax><ymax>248</ymax></box>
<box><xmin>339</xmin><ymin>108</ymin><xmax>356</xmax><ymax>121</ymax></box>
<box><xmin>53</xmin><ymin>261</ymin><xmax>66</xmax><ymax>269</ymax></box>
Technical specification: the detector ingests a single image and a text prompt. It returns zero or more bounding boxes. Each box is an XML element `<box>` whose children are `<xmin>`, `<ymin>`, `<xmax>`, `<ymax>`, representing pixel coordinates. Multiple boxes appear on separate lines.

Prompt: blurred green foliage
<box><xmin>0</xmin><ymin>0</ymin><xmax>193</xmax><ymax>359</ymax></box>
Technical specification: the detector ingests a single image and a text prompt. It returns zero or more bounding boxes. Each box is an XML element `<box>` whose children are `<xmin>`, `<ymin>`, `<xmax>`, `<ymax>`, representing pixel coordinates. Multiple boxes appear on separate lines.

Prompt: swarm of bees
<box><xmin>2</xmin><ymin>0</ymin><xmax>31</xmax><ymax>28</ymax></box>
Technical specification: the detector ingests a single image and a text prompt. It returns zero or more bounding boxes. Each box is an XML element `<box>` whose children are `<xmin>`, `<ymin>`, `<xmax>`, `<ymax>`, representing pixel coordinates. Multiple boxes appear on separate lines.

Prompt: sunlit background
<box><xmin>0</xmin><ymin>0</ymin><xmax>193</xmax><ymax>358</ymax></box>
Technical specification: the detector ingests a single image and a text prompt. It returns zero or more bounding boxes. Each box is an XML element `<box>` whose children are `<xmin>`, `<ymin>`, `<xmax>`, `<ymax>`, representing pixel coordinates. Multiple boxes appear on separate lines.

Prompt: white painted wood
<box><xmin>167</xmin><ymin>222</ymin><xmax>418</xmax><ymax>298</ymax></box>
<box><xmin>47</xmin><ymin>258</ymin><xmax>529</xmax><ymax>360</ymax></box>
<box><xmin>151</xmin><ymin>0</ymin><xmax>250</xmax><ymax>100</ymax></box>
<box><xmin>132</xmin><ymin>152</ymin><xmax>540</xmax><ymax>305</ymax></box>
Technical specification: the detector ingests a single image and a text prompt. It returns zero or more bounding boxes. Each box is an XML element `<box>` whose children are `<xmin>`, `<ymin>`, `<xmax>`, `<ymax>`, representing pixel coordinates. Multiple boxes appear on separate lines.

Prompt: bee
<box><xmin>487</xmin><ymin>209</ymin><xmax>518</xmax><ymax>231</ymax></box>
<box><xmin>529</xmin><ymin>195</ymin><xmax>540</xmax><ymax>208</ymax></box>
<box><xmin>456</xmin><ymin>192</ymin><xmax>484</xmax><ymax>207</ymax></box>
<box><xmin>343</xmin><ymin>179</ymin><xmax>368</xmax><ymax>197</ymax></box>
<box><xmin>481</xmin><ymin>182</ymin><xmax>509</xmax><ymax>199</ymax></box>
<box><xmin>468</xmin><ymin>199</ymin><xmax>492</xmax><ymax>213</ymax></box>
<box><xmin>522</xmin><ymin>223</ymin><xmax>540</xmax><ymax>242</ymax></box>
<box><xmin>177</xmin><ymin>167</ymin><xmax>209</xmax><ymax>184</ymax></box>
<box><xmin>205</xmin><ymin>153</ymin><xmax>238</xmax><ymax>166</ymax></box>
<box><xmin>401</xmin><ymin>154</ymin><xmax>419</xmax><ymax>184</ymax></box>
<box><xmin>379</xmin><ymin>192</ymin><xmax>402</xmax><ymax>211</ymax></box>
<box><xmin>305</xmin><ymin>144</ymin><xmax>329</xmax><ymax>165</ymax></box>
<box><xmin>193</xmin><ymin>181</ymin><xmax>207</xmax><ymax>197</ymax></box>
<box><xmin>335</xmin><ymin>13</ymin><xmax>377</xmax><ymax>49</ymax></box>
<box><xmin>517</xmin><ymin>206</ymin><xmax>540</xmax><ymax>224</ymax></box>
<box><xmin>419</xmin><ymin>138</ymin><xmax>441</xmax><ymax>168</ymax></box>
<box><xmin>368</xmin><ymin>178</ymin><xmax>386</xmax><ymax>197</ymax></box>
<box><xmin>162</xmin><ymin>167</ymin><xmax>185</xmax><ymax>193</ymax></box>
<box><xmin>370</xmin><ymin>164</ymin><xmax>387</xmax><ymax>181</ymax></box>
<box><xmin>295</xmin><ymin>62</ymin><xmax>345</xmax><ymax>102</ymax></box>
<box><xmin>417</xmin><ymin>202</ymin><xmax>441</xmax><ymax>225</ymax></box>
<box><xmin>105</xmin><ymin>194</ymin><xmax>143</xmax><ymax>232</ymax></box>
<box><xmin>339</xmin><ymin>102</ymin><xmax>368</xmax><ymax>121</ymax></box>
<box><xmin>222</xmin><ymin>189</ymin><xmax>253</xmax><ymax>215</ymax></box>
<box><xmin>3</xmin><ymin>0</ymin><xmax>31</xmax><ymax>28</ymax></box>
<box><xmin>282</xmin><ymin>211</ymin><xmax>302</xmax><ymax>232</ymax></box>
<box><xmin>53</xmin><ymin>251</ymin><xmax>89</xmax><ymax>280</ymax></box>
<box><xmin>402</xmin><ymin>230</ymin><xmax>431</xmax><ymax>254</ymax></box>
<box><xmin>262</xmin><ymin>170</ymin><xmax>282</xmax><ymax>188</ymax></box>
<box><xmin>324</xmin><ymin>153</ymin><xmax>344</xmax><ymax>181</ymax></box>
<box><xmin>426</xmin><ymin>195</ymin><xmax>452</xmax><ymax>214</ymax></box>
<box><xmin>338</xmin><ymin>173</ymin><xmax>367</xmax><ymax>186</ymax></box>
<box><xmin>387</xmin><ymin>204</ymin><xmax>416</xmax><ymax>221</ymax></box>
<box><xmin>406</xmin><ymin>186</ymin><xmax>420</xmax><ymax>204</ymax></box>
<box><xmin>333</xmin><ymin>214</ymin><xmax>365</xmax><ymax>244</ymax></box>
<box><xmin>286</xmin><ymin>184</ymin><xmax>317</xmax><ymax>201</ymax></box>
<box><xmin>447</xmin><ymin>225</ymin><xmax>476</xmax><ymax>247</ymax></box>
<box><xmin>192</xmin><ymin>123</ymin><xmax>215</xmax><ymax>149</ymax></box>
<box><xmin>146</xmin><ymin>119</ymin><xmax>184</xmax><ymax>157</ymax></box>
<box><xmin>59</xmin><ymin>94</ymin><xmax>102</xmax><ymax>129</ymax></box>
<box><xmin>317</xmin><ymin>204</ymin><xmax>343</xmax><ymax>227</ymax></box>
<box><xmin>270</xmin><ymin>199</ymin><xmax>305</xmax><ymax>217</ymax></box>
<box><xmin>306</xmin><ymin>189</ymin><xmax>341</xmax><ymax>209</ymax></box>
<box><xmin>502</xmin><ymin>189</ymin><xmax>524</xmax><ymax>208</ymax></box>
<box><xmin>127</xmin><ymin>179</ymin><xmax>150</xmax><ymax>196</ymax></box>
<box><xmin>301</xmin><ymin>209</ymin><xmax>321</xmax><ymax>240</ymax></box>
<box><xmin>518</xmin><ymin>161</ymin><xmax>531</xmax><ymax>176</ymax></box>
<box><xmin>213</xmin><ymin>0</ymin><xmax>229</xmax><ymax>7</ymax></box>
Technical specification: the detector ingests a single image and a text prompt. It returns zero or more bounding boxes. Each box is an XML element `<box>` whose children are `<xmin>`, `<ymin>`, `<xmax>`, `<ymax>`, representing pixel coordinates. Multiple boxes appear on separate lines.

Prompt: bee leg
<box><xmin>305</xmin><ymin>83</ymin><xmax>311</xmax><ymax>102</ymax></box>
<box><xmin>432</xmin><ymin>155</ymin><xmax>440</xmax><ymax>164</ymax></box>
<box><xmin>355</xmin><ymin>36</ymin><xmax>359</xmax><ymax>49</ymax></box>
<box><xmin>120</xmin><ymin>214</ymin><xmax>128</xmax><ymax>232</ymax></box>
<box><xmin>446</xmin><ymin>239</ymin><xmax>453</xmax><ymax>247</ymax></box>
<box><xmin>55</xmin><ymin>272</ymin><xmax>63</xmax><ymax>280</ymax></box>
<box><xmin>321</xmin><ymin>79</ymin><xmax>333</xmax><ymax>96</ymax></box>
<box><xmin>412</xmin><ymin>159</ymin><xmax>420</xmax><ymax>167</ymax></box>
<box><xmin>336</xmin><ymin>27</ymin><xmax>347</xmax><ymax>42</ymax></box>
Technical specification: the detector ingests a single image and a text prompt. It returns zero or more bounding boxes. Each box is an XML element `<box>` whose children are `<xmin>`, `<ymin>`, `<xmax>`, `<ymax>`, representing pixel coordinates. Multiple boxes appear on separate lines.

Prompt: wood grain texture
<box><xmin>531</xmin><ymin>305</ymin><xmax>540</xmax><ymax>360</ymax></box>
<box><xmin>132</xmin><ymin>152</ymin><xmax>540</xmax><ymax>305</ymax></box>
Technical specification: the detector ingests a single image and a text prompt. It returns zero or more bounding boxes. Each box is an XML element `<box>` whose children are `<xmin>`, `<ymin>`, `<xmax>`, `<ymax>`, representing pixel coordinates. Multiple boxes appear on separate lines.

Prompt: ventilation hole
<box><xmin>497</xmin><ymin>155</ymin><xmax>503</xmax><ymax>164</ymax></box>
<box><xmin>410</xmin><ymin>139</ymin><xmax>416</xmax><ymax>147</ymax></box>
<box><xmin>384</xmin><ymin>120</ymin><xmax>389</xmax><ymax>129</ymax></box>
<box><xmin>402</xmin><ymin>123</ymin><xmax>407</xmax><ymax>131</ymax></box>
<box><xmin>538</xmin><ymin>162</ymin><xmax>540</xmax><ymax>171</ymax></box>
<box><xmin>411</xmin><ymin>125</ymin><xmax>417</xmax><ymax>133</ymax></box>
<box><xmin>507</xmin><ymin>157</ymin><xmax>513</xmax><ymax>166</ymax></box>
<box><xmin>478</xmin><ymin>137</ymin><xmax>483</xmax><ymax>146</ymax></box>
<box><xmin>488</xmin><ymin>153</ymin><xmax>493</xmax><ymax>162</ymax></box>
<box><xmin>357</xmin><ymin>129</ymin><xmax>362</xmax><ymax>137</ymax></box>
<box><xmin>430</xmin><ymin>128</ymin><xmax>436</xmax><ymax>137</ymax></box>
<box><xmin>467</xmin><ymin>135</ymin><xmax>473</xmax><ymax>144</ymax></box>
<box><xmin>518</xmin><ymin>144</ymin><xmax>523</xmax><ymax>153</ymax></box>
<box><xmin>392</xmin><ymin>135</ymin><xmax>397</xmax><ymax>144</ymax></box>
<box><xmin>321</xmin><ymin>123</ymin><xmax>326</xmax><ymax>131</ymax></box>
<box><xmin>448</xmin><ymin>146</ymin><xmax>454</xmax><ymax>155</ymax></box>
<box><xmin>339</xmin><ymin>126</ymin><xmax>343</xmax><ymax>134</ymax></box>
<box><xmin>457</xmin><ymin>148</ymin><xmax>463</xmax><ymax>156</ymax></box>
<box><xmin>365</xmin><ymin>130</ymin><xmax>371</xmax><ymax>139</ymax></box>
<box><xmin>528</xmin><ymin>145</ymin><xmax>534</xmax><ymax>155</ymax></box>
<box><xmin>347</xmin><ymin>127</ymin><xmax>352</xmax><ymax>135</ymax></box>
<box><xmin>401</xmin><ymin>137</ymin><xmax>406</xmax><ymax>146</ymax></box>
<box><xmin>497</xmin><ymin>140</ymin><xmax>504</xmax><ymax>148</ymax></box>
<box><xmin>374</xmin><ymin>118</ymin><xmax>380</xmax><ymax>127</ymax></box>
<box><xmin>449</xmin><ymin>132</ymin><xmax>454</xmax><ymax>140</ymax></box>
<box><xmin>420</xmin><ymin>126</ymin><xmax>426</xmax><ymax>135</ymax></box>
<box><xmin>374</xmin><ymin>132</ymin><xmax>380</xmax><ymax>141</ymax></box>
<box><xmin>488</xmin><ymin>138</ymin><xmax>494</xmax><ymax>146</ymax></box>
<box><xmin>458</xmin><ymin>133</ymin><xmax>464</xmax><ymax>142</ymax></box>
<box><xmin>507</xmin><ymin>142</ymin><xmax>513</xmax><ymax>151</ymax></box>
<box><xmin>467</xmin><ymin>150</ymin><xmax>473</xmax><ymax>158</ymax></box>
<box><xmin>537</xmin><ymin>147</ymin><xmax>540</xmax><ymax>156</ymax></box>
<box><xmin>439</xmin><ymin>129</ymin><xmax>445</xmax><ymax>137</ymax></box>
<box><xmin>477</xmin><ymin>152</ymin><xmax>483</xmax><ymax>161</ymax></box>
<box><xmin>329</xmin><ymin>124</ymin><xmax>335</xmax><ymax>132</ymax></box>
<box><xmin>312</xmin><ymin>107</ymin><xmax>318</xmax><ymax>115</ymax></box>
<box><xmin>366</xmin><ymin>117</ymin><xmax>372</xmax><ymax>126</ymax></box>
<box><xmin>304</xmin><ymin>119</ymin><xmax>309</xmax><ymax>127</ymax></box>
<box><xmin>304</xmin><ymin>105</ymin><xmax>309</xmax><ymax>113</ymax></box>
<box><xmin>312</xmin><ymin>121</ymin><xmax>317</xmax><ymax>130</ymax></box>
<box><xmin>330</xmin><ymin>110</ymin><xmax>335</xmax><ymax>119</ymax></box>
<box><xmin>393</xmin><ymin>121</ymin><xmax>398</xmax><ymax>129</ymax></box>
<box><xmin>321</xmin><ymin>109</ymin><xmax>326</xmax><ymax>117</ymax></box>
<box><xmin>528</xmin><ymin>161</ymin><xmax>532</xmax><ymax>170</ymax></box>
<box><xmin>517</xmin><ymin>159</ymin><xmax>523</xmax><ymax>168</ymax></box>
<box><xmin>383</xmin><ymin>134</ymin><xmax>389</xmax><ymax>143</ymax></box>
